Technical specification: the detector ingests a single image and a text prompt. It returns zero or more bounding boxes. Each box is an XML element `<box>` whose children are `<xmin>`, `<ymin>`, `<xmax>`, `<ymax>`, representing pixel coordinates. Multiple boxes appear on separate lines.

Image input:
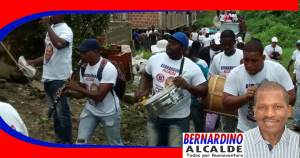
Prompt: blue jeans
<box><xmin>295</xmin><ymin>85</ymin><xmax>300</xmax><ymax>126</ymax></box>
<box><xmin>190</xmin><ymin>104</ymin><xmax>205</xmax><ymax>132</ymax></box>
<box><xmin>147</xmin><ymin>116</ymin><xmax>190</xmax><ymax>147</ymax></box>
<box><xmin>76</xmin><ymin>107</ymin><xmax>123</xmax><ymax>145</ymax></box>
<box><xmin>44</xmin><ymin>80</ymin><xmax>72</xmax><ymax>144</ymax></box>
<box><xmin>140</xmin><ymin>43</ymin><xmax>148</xmax><ymax>52</ymax></box>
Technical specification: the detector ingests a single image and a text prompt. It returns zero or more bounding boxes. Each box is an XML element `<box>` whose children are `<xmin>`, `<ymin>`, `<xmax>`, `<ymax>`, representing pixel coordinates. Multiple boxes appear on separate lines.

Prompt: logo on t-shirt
<box><xmin>84</xmin><ymin>74</ymin><xmax>97</xmax><ymax>82</ymax></box>
<box><xmin>221</xmin><ymin>66</ymin><xmax>236</xmax><ymax>73</ymax></box>
<box><xmin>161</xmin><ymin>64</ymin><xmax>179</xmax><ymax>76</ymax></box>
<box><xmin>156</xmin><ymin>73</ymin><xmax>165</xmax><ymax>83</ymax></box>
<box><xmin>245</xmin><ymin>84</ymin><xmax>257</xmax><ymax>89</ymax></box>
<box><xmin>88</xmin><ymin>83</ymin><xmax>100</xmax><ymax>106</ymax></box>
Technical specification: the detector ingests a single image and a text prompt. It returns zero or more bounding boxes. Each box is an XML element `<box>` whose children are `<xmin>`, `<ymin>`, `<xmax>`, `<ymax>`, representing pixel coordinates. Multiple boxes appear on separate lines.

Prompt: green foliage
<box><xmin>196</xmin><ymin>11</ymin><xmax>216</xmax><ymax>28</ymax></box>
<box><xmin>134</xmin><ymin>51</ymin><xmax>153</xmax><ymax>60</ymax></box>
<box><xmin>4</xmin><ymin>14</ymin><xmax>111</xmax><ymax>65</ymax></box>
<box><xmin>282</xmin><ymin>47</ymin><xmax>298</xmax><ymax>76</ymax></box>
<box><xmin>239</xmin><ymin>9</ymin><xmax>300</xmax><ymax>48</ymax></box>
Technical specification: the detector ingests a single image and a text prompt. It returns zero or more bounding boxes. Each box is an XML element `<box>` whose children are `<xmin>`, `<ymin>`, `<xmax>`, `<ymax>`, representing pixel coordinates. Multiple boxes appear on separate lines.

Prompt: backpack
<box><xmin>81</xmin><ymin>58</ymin><xmax>126</xmax><ymax>99</ymax></box>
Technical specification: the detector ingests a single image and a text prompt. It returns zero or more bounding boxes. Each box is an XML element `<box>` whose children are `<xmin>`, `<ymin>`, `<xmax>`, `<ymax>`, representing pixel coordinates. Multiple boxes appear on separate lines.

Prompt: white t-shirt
<box><xmin>264</xmin><ymin>44</ymin><xmax>282</xmax><ymax>63</ymax></box>
<box><xmin>198</xmin><ymin>35</ymin><xmax>205</xmax><ymax>42</ymax></box>
<box><xmin>231</xmin><ymin>14</ymin><xmax>238</xmax><ymax>21</ymax></box>
<box><xmin>291</xmin><ymin>50</ymin><xmax>300</xmax><ymax>61</ymax></box>
<box><xmin>42</xmin><ymin>23</ymin><xmax>73</xmax><ymax>81</ymax></box>
<box><xmin>202</xmin><ymin>38</ymin><xmax>211</xmax><ymax>47</ymax></box>
<box><xmin>209</xmin><ymin>49</ymin><xmax>243</xmax><ymax>77</ymax></box>
<box><xmin>209</xmin><ymin>49</ymin><xmax>222</xmax><ymax>64</ymax></box>
<box><xmin>147</xmin><ymin>30</ymin><xmax>158</xmax><ymax>37</ymax></box>
<box><xmin>191</xmin><ymin>32</ymin><xmax>198</xmax><ymax>41</ymax></box>
<box><xmin>145</xmin><ymin>53</ymin><xmax>206</xmax><ymax>118</ymax></box>
<box><xmin>263</xmin><ymin>51</ymin><xmax>271</xmax><ymax>61</ymax></box>
<box><xmin>80</xmin><ymin>58</ymin><xmax>120</xmax><ymax>117</ymax></box>
<box><xmin>220</xmin><ymin>14</ymin><xmax>226</xmax><ymax>22</ymax></box>
<box><xmin>224</xmin><ymin>60</ymin><xmax>294</xmax><ymax>132</ymax></box>
<box><xmin>0</xmin><ymin>102</ymin><xmax>28</xmax><ymax>136</ymax></box>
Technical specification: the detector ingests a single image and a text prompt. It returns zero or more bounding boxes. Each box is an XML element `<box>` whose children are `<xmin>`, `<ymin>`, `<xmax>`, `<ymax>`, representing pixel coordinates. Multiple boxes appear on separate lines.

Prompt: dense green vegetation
<box><xmin>240</xmin><ymin>10</ymin><xmax>300</xmax><ymax>48</ymax></box>
<box><xmin>3</xmin><ymin>14</ymin><xmax>111</xmax><ymax>63</ymax></box>
<box><xmin>239</xmin><ymin>9</ymin><xmax>300</xmax><ymax>75</ymax></box>
<box><xmin>196</xmin><ymin>11</ymin><xmax>216</xmax><ymax>28</ymax></box>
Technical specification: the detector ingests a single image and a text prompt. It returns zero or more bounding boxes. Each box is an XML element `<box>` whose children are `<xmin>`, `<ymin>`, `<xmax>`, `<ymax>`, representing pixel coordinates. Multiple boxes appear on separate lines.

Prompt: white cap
<box><xmin>213</xmin><ymin>33</ymin><xmax>221</xmax><ymax>45</ymax></box>
<box><xmin>272</xmin><ymin>37</ymin><xmax>278</xmax><ymax>43</ymax></box>
<box><xmin>151</xmin><ymin>39</ymin><xmax>168</xmax><ymax>53</ymax></box>
<box><xmin>237</xmin><ymin>37</ymin><xmax>243</xmax><ymax>43</ymax></box>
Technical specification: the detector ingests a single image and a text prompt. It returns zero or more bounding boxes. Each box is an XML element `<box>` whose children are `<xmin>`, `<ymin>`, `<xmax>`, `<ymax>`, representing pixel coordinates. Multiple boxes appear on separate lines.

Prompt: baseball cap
<box><xmin>76</xmin><ymin>39</ymin><xmax>101</xmax><ymax>52</ymax></box>
<box><xmin>171</xmin><ymin>32</ymin><xmax>189</xmax><ymax>50</ymax></box>
<box><xmin>297</xmin><ymin>40</ymin><xmax>300</xmax><ymax>44</ymax></box>
<box><xmin>271</xmin><ymin>37</ymin><xmax>278</xmax><ymax>43</ymax></box>
<box><xmin>213</xmin><ymin>33</ymin><xmax>221</xmax><ymax>45</ymax></box>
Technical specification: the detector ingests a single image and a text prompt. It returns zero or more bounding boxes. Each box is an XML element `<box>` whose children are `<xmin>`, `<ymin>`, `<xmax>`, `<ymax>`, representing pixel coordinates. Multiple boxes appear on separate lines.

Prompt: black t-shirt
<box><xmin>149</xmin><ymin>32</ymin><xmax>157</xmax><ymax>41</ymax></box>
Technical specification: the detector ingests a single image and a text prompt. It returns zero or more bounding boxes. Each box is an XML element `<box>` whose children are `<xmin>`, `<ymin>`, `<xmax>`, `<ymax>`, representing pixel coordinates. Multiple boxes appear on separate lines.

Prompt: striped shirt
<box><xmin>244</xmin><ymin>126</ymin><xmax>299</xmax><ymax>158</ymax></box>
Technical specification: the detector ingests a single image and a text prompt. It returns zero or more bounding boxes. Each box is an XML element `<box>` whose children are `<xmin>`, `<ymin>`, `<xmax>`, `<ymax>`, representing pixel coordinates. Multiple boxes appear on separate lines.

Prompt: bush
<box><xmin>255</xmin><ymin>24</ymin><xmax>300</xmax><ymax>48</ymax></box>
<box><xmin>196</xmin><ymin>11</ymin><xmax>216</xmax><ymax>28</ymax></box>
<box><xmin>239</xmin><ymin>9</ymin><xmax>300</xmax><ymax>48</ymax></box>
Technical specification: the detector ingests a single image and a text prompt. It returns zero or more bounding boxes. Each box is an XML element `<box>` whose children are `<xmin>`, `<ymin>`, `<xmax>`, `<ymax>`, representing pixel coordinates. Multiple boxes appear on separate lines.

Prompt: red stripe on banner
<box><xmin>0</xmin><ymin>129</ymin><xmax>182</xmax><ymax>158</ymax></box>
<box><xmin>0</xmin><ymin>0</ymin><xmax>299</xmax><ymax>29</ymax></box>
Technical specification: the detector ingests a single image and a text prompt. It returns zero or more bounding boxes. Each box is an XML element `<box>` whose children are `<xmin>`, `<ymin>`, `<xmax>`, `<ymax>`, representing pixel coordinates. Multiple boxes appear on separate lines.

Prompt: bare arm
<box><xmin>46</xmin><ymin>25</ymin><xmax>68</xmax><ymax>50</ymax></box>
<box><xmin>292</xmin><ymin>73</ymin><xmax>297</xmax><ymax>86</ymax></box>
<box><xmin>276</xmin><ymin>54</ymin><xmax>283</xmax><ymax>60</ymax></box>
<box><xmin>27</xmin><ymin>55</ymin><xmax>44</xmax><ymax>67</ymax></box>
<box><xmin>75</xmin><ymin>82</ymin><xmax>113</xmax><ymax>102</ymax></box>
<box><xmin>186</xmin><ymin>82</ymin><xmax>208</xmax><ymax>97</ymax></box>
<box><xmin>67</xmin><ymin>83</ymin><xmax>86</xmax><ymax>99</ymax></box>
<box><xmin>288</xmin><ymin>88</ymin><xmax>296</xmax><ymax>106</ymax></box>
<box><xmin>134</xmin><ymin>71</ymin><xmax>153</xmax><ymax>102</ymax></box>
<box><xmin>222</xmin><ymin>92</ymin><xmax>248</xmax><ymax>111</ymax></box>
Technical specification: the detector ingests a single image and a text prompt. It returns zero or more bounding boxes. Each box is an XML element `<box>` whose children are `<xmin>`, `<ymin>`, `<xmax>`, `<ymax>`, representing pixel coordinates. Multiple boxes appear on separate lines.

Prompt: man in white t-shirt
<box><xmin>0</xmin><ymin>102</ymin><xmax>29</xmax><ymax>136</ymax></box>
<box><xmin>134</xmin><ymin>32</ymin><xmax>208</xmax><ymax>147</ymax></box>
<box><xmin>27</xmin><ymin>15</ymin><xmax>73</xmax><ymax>144</ymax></box>
<box><xmin>198</xmin><ymin>32</ymin><xmax>205</xmax><ymax>43</ymax></box>
<box><xmin>264</xmin><ymin>37</ymin><xmax>283</xmax><ymax>63</ymax></box>
<box><xmin>190</xmin><ymin>28</ymin><xmax>198</xmax><ymax>41</ymax></box>
<box><xmin>63</xmin><ymin>39</ymin><xmax>123</xmax><ymax>145</ymax></box>
<box><xmin>202</xmin><ymin>33</ymin><xmax>211</xmax><ymax>48</ymax></box>
<box><xmin>286</xmin><ymin>40</ymin><xmax>300</xmax><ymax>72</ymax></box>
<box><xmin>222</xmin><ymin>40</ymin><xmax>296</xmax><ymax>132</ymax></box>
<box><xmin>209</xmin><ymin>30</ymin><xmax>243</xmax><ymax>132</ymax></box>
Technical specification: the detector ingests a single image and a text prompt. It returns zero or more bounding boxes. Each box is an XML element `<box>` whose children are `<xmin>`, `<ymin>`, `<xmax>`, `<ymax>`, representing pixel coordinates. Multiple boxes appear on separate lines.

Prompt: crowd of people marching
<box><xmin>1</xmin><ymin>14</ymin><xmax>300</xmax><ymax>157</ymax></box>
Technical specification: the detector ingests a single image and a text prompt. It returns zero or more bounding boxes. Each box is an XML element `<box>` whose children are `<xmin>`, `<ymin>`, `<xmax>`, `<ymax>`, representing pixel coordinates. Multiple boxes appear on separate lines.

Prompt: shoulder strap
<box><xmin>97</xmin><ymin>58</ymin><xmax>118</xmax><ymax>113</ymax></box>
<box><xmin>179</xmin><ymin>57</ymin><xmax>185</xmax><ymax>75</ymax></box>
<box><xmin>97</xmin><ymin>58</ymin><xmax>108</xmax><ymax>81</ymax></box>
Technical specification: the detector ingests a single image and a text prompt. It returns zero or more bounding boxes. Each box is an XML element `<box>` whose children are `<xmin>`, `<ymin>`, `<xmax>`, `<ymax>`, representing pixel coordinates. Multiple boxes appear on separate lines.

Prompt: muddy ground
<box><xmin>0</xmin><ymin>81</ymin><xmax>148</xmax><ymax>145</ymax></box>
<box><xmin>0</xmin><ymin>80</ymin><xmax>299</xmax><ymax>146</ymax></box>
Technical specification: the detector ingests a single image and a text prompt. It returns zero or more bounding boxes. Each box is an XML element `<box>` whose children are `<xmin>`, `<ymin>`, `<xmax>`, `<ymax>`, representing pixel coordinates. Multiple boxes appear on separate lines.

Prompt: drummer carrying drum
<box><xmin>134</xmin><ymin>32</ymin><xmax>208</xmax><ymax>147</ymax></box>
<box><xmin>222</xmin><ymin>40</ymin><xmax>295</xmax><ymax>133</ymax></box>
<box><xmin>209</xmin><ymin>30</ymin><xmax>243</xmax><ymax>132</ymax></box>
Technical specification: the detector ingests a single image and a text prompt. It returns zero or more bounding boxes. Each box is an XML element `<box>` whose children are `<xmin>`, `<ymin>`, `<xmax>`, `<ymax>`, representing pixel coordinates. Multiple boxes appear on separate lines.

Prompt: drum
<box><xmin>143</xmin><ymin>84</ymin><xmax>184</xmax><ymax>117</ymax></box>
<box><xmin>204</xmin><ymin>75</ymin><xmax>238</xmax><ymax>118</ymax></box>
